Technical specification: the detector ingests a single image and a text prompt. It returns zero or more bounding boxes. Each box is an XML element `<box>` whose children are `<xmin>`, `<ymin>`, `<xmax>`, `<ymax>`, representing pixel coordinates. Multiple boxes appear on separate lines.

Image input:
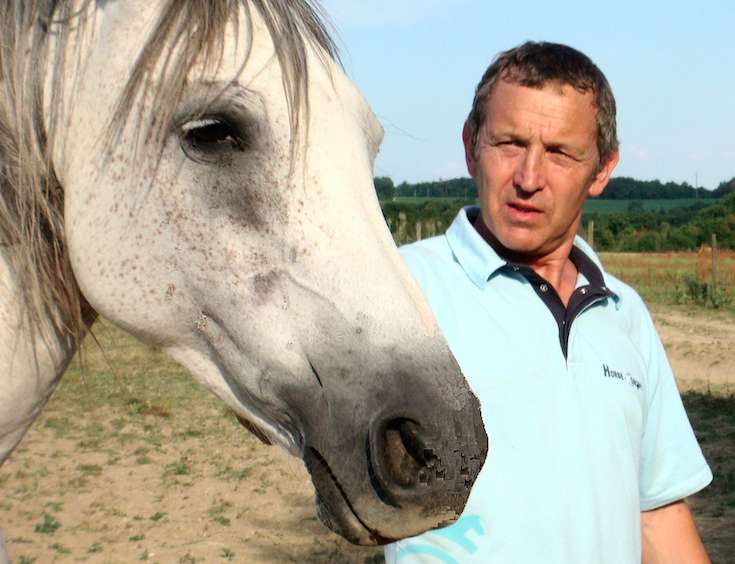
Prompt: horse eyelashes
<box><xmin>179</xmin><ymin>117</ymin><xmax>248</xmax><ymax>163</ymax></box>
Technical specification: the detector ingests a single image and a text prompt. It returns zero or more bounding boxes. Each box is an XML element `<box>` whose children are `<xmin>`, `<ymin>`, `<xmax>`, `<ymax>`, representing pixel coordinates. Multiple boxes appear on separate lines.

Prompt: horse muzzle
<box><xmin>300</xmin><ymin>386</ymin><xmax>488</xmax><ymax>545</ymax></box>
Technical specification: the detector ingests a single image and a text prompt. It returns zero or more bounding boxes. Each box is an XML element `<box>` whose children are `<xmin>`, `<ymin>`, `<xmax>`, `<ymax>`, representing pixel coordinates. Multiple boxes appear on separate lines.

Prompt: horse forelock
<box><xmin>0</xmin><ymin>0</ymin><xmax>338</xmax><ymax>348</ymax></box>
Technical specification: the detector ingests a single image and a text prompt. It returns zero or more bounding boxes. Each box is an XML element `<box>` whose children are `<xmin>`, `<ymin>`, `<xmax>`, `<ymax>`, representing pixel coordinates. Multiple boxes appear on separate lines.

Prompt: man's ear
<box><xmin>588</xmin><ymin>149</ymin><xmax>620</xmax><ymax>198</ymax></box>
<box><xmin>462</xmin><ymin>121</ymin><xmax>478</xmax><ymax>177</ymax></box>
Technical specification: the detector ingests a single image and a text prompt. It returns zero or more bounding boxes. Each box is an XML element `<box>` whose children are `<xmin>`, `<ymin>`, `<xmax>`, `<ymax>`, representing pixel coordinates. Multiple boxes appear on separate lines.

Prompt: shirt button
<box><xmin>580</xmin><ymin>288</ymin><xmax>588</xmax><ymax>295</ymax></box>
<box><xmin>540</xmin><ymin>284</ymin><xmax>548</xmax><ymax>293</ymax></box>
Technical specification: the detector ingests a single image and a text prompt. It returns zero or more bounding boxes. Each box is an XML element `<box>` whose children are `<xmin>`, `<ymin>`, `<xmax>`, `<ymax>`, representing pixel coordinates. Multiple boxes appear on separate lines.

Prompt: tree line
<box><xmin>374</xmin><ymin>175</ymin><xmax>735</xmax><ymax>201</ymax></box>
<box><xmin>589</xmin><ymin>193</ymin><xmax>735</xmax><ymax>251</ymax></box>
<box><xmin>376</xmin><ymin>176</ymin><xmax>735</xmax><ymax>251</ymax></box>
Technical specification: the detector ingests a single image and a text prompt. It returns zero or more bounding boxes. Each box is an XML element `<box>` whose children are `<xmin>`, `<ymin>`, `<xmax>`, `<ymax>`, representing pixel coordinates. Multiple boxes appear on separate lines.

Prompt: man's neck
<box><xmin>472</xmin><ymin>216</ymin><xmax>579</xmax><ymax>306</ymax></box>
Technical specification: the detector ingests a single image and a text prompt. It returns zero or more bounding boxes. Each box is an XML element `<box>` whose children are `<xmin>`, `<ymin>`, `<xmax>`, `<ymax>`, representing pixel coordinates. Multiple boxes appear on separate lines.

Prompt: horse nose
<box><xmin>368</xmin><ymin>417</ymin><xmax>477</xmax><ymax>512</ymax></box>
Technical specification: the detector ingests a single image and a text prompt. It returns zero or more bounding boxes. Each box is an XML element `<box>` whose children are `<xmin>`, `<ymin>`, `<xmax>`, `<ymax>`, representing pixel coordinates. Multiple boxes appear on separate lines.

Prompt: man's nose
<box><xmin>513</xmin><ymin>147</ymin><xmax>544</xmax><ymax>193</ymax></box>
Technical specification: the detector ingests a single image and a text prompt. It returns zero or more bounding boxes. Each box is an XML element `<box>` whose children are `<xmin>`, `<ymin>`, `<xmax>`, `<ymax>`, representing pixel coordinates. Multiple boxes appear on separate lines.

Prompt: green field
<box><xmin>599</xmin><ymin>251</ymin><xmax>735</xmax><ymax>309</ymax></box>
<box><xmin>390</xmin><ymin>196</ymin><xmax>476</xmax><ymax>205</ymax></box>
<box><xmin>386</xmin><ymin>197</ymin><xmax>709</xmax><ymax>215</ymax></box>
<box><xmin>583</xmin><ymin>198</ymin><xmax>704</xmax><ymax>214</ymax></box>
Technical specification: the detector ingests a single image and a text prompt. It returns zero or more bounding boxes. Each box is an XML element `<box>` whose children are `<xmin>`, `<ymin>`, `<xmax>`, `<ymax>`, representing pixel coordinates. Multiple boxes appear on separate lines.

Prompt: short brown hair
<box><xmin>466</xmin><ymin>41</ymin><xmax>619</xmax><ymax>169</ymax></box>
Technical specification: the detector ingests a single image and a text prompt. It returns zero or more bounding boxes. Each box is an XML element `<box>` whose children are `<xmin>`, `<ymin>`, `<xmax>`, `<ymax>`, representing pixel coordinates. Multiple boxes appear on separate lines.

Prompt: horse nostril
<box><xmin>368</xmin><ymin>414</ymin><xmax>480</xmax><ymax>517</ymax></box>
<box><xmin>379</xmin><ymin>419</ymin><xmax>432</xmax><ymax>489</ymax></box>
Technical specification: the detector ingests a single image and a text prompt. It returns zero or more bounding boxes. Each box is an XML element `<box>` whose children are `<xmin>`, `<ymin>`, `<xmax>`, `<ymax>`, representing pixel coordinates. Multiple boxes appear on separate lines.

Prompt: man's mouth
<box><xmin>506</xmin><ymin>201</ymin><xmax>543</xmax><ymax>220</ymax></box>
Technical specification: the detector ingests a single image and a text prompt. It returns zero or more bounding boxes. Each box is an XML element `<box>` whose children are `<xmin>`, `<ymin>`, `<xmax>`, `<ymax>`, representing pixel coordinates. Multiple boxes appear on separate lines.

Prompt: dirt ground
<box><xmin>650</xmin><ymin>305</ymin><xmax>735</xmax><ymax>395</ymax></box>
<box><xmin>1</xmin><ymin>306</ymin><xmax>733</xmax><ymax>563</ymax></box>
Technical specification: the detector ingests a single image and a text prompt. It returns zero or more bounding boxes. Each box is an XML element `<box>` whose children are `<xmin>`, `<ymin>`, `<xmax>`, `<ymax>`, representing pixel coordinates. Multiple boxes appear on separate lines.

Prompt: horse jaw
<box><xmin>50</xmin><ymin>0</ymin><xmax>487</xmax><ymax>543</ymax></box>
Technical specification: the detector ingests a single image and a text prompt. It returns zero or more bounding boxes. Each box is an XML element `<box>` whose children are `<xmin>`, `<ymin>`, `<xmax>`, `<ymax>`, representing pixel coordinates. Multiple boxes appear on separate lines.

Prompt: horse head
<box><xmin>1</xmin><ymin>0</ymin><xmax>487</xmax><ymax>545</ymax></box>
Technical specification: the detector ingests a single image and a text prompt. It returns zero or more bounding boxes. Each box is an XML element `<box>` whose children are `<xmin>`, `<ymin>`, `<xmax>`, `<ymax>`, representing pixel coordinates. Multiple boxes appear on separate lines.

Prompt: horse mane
<box><xmin>0</xmin><ymin>0</ymin><xmax>337</xmax><ymax>350</ymax></box>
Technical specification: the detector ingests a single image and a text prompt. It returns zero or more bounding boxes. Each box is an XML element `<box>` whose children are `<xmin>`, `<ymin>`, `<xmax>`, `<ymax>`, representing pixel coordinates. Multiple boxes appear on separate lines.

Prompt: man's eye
<box><xmin>549</xmin><ymin>148</ymin><xmax>578</xmax><ymax>162</ymax></box>
<box><xmin>179</xmin><ymin>118</ymin><xmax>247</xmax><ymax>162</ymax></box>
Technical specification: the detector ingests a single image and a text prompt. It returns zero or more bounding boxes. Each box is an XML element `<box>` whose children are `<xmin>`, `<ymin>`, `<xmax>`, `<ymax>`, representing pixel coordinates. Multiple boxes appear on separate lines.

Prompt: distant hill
<box><xmin>601</xmin><ymin>177</ymin><xmax>712</xmax><ymax>200</ymax></box>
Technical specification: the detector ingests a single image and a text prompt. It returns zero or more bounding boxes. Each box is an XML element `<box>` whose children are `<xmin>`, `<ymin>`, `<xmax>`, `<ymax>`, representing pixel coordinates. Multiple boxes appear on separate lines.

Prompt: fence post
<box><xmin>587</xmin><ymin>220</ymin><xmax>595</xmax><ymax>250</ymax></box>
<box><xmin>398</xmin><ymin>212</ymin><xmax>407</xmax><ymax>244</ymax></box>
<box><xmin>415</xmin><ymin>221</ymin><xmax>422</xmax><ymax>241</ymax></box>
<box><xmin>711</xmin><ymin>233</ymin><xmax>718</xmax><ymax>301</ymax></box>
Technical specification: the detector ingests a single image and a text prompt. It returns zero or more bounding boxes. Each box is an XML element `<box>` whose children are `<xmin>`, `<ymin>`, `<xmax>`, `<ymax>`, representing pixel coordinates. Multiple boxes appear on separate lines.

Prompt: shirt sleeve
<box><xmin>637</xmin><ymin>303</ymin><xmax>713</xmax><ymax>511</ymax></box>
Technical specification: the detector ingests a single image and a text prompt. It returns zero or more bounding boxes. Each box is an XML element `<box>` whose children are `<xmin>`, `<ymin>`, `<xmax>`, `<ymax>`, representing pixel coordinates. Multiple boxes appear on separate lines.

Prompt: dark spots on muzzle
<box><xmin>278</xmin><ymin>341</ymin><xmax>488</xmax><ymax>543</ymax></box>
<box><xmin>226</xmin><ymin>188</ymin><xmax>268</xmax><ymax>231</ymax></box>
<box><xmin>252</xmin><ymin>270</ymin><xmax>280</xmax><ymax>302</ymax></box>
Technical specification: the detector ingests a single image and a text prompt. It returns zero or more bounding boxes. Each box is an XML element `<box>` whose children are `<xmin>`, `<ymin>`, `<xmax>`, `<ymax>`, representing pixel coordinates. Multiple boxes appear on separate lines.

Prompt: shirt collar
<box><xmin>446</xmin><ymin>206</ymin><xmax>506</xmax><ymax>289</ymax></box>
<box><xmin>446</xmin><ymin>205</ymin><xmax>620</xmax><ymax>301</ymax></box>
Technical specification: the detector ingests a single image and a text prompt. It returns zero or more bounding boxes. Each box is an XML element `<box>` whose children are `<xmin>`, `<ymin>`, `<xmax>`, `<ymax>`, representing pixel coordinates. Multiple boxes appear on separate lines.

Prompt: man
<box><xmin>385</xmin><ymin>42</ymin><xmax>711</xmax><ymax>563</ymax></box>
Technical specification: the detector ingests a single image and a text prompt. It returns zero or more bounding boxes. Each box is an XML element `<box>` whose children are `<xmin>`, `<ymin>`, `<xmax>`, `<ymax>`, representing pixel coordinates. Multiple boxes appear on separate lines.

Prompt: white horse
<box><xmin>0</xmin><ymin>0</ymin><xmax>487</xmax><ymax>558</ymax></box>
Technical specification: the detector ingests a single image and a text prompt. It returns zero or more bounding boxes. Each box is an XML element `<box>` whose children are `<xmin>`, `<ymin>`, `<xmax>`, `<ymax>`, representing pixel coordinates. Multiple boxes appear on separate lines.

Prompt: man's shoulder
<box><xmin>572</xmin><ymin>237</ymin><xmax>650</xmax><ymax>316</ymax></box>
<box><xmin>398</xmin><ymin>235</ymin><xmax>470</xmax><ymax>299</ymax></box>
<box><xmin>399</xmin><ymin>235</ymin><xmax>455</xmax><ymax>272</ymax></box>
<box><xmin>599</xmin><ymin>269</ymin><xmax>649</xmax><ymax>315</ymax></box>
<box><xmin>595</xmin><ymin>266</ymin><xmax>663</xmax><ymax>359</ymax></box>
<box><xmin>602</xmin><ymin>271</ymin><xmax>644</xmax><ymax>307</ymax></box>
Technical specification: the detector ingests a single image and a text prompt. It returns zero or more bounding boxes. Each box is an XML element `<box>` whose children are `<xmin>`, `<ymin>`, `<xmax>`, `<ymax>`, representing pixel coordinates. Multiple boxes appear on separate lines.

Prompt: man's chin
<box><xmin>474</xmin><ymin>220</ymin><xmax>546</xmax><ymax>261</ymax></box>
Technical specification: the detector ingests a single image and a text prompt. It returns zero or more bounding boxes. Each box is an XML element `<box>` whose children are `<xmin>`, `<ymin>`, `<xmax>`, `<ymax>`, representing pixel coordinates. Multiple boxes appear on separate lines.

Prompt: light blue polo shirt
<box><xmin>385</xmin><ymin>206</ymin><xmax>711</xmax><ymax>564</ymax></box>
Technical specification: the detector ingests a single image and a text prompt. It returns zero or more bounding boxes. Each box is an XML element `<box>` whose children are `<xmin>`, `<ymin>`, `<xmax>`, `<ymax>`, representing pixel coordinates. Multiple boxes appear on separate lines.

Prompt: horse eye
<box><xmin>179</xmin><ymin>117</ymin><xmax>246</xmax><ymax>161</ymax></box>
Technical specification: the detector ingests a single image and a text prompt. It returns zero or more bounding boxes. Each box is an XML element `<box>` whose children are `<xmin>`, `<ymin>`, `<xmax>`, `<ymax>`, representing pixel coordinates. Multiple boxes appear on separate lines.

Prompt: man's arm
<box><xmin>641</xmin><ymin>500</ymin><xmax>710</xmax><ymax>564</ymax></box>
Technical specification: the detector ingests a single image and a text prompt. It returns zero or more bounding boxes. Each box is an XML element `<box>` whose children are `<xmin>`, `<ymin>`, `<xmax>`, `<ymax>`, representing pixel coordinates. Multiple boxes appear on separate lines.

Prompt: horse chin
<box><xmin>304</xmin><ymin>448</ymin><xmax>393</xmax><ymax>546</ymax></box>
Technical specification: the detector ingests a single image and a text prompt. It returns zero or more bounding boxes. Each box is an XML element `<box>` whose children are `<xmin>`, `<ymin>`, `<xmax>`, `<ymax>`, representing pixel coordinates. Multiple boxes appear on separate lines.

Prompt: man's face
<box><xmin>463</xmin><ymin>79</ymin><xmax>618</xmax><ymax>260</ymax></box>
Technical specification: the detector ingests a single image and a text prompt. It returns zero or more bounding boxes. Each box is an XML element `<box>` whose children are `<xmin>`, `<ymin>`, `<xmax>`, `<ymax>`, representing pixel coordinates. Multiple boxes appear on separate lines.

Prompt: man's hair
<box><xmin>466</xmin><ymin>41</ymin><xmax>619</xmax><ymax>170</ymax></box>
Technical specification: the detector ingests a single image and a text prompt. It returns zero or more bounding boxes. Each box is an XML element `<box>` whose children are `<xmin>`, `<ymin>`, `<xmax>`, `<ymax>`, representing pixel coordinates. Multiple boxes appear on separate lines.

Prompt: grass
<box><xmin>33</xmin><ymin>514</ymin><xmax>60</xmax><ymax>535</ymax></box>
<box><xmin>48</xmin><ymin>542</ymin><xmax>71</xmax><ymax>555</ymax></box>
<box><xmin>584</xmin><ymin>198</ymin><xmax>703</xmax><ymax>214</ymax></box>
<box><xmin>390</xmin><ymin>196</ymin><xmax>476</xmax><ymax>205</ymax></box>
<box><xmin>77</xmin><ymin>464</ymin><xmax>102</xmax><ymax>477</ymax></box>
<box><xmin>149</xmin><ymin>512</ymin><xmax>166</xmax><ymax>522</ymax></box>
<box><xmin>209</xmin><ymin>500</ymin><xmax>233</xmax><ymax>527</ymax></box>
<box><xmin>165</xmin><ymin>460</ymin><xmax>192</xmax><ymax>476</ymax></box>
<box><xmin>387</xmin><ymin>197</ymin><xmax>706</xmax><ymax>215</ymax></box>
<box><xmin>600</xmin><ymin>251</ymin><xmax>735</xmax><ymax>309</ymax></box>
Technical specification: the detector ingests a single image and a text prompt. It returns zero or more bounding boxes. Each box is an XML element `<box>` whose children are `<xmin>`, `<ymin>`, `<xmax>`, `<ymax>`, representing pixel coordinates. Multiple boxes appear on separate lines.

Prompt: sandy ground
<box><xmin>0</xmin><ymin>306</ymin><xmax>733</xmax><ymax>563</ymax></box>
<box><xmin>651</xmin><ymin>305</ymin><xmax>735</xmax><ymax>394</ymax></box>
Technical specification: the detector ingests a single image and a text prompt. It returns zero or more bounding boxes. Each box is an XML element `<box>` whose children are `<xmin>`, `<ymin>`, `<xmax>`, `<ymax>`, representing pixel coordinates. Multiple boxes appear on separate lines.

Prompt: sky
<box><xmin>319</xmin><ymin>0</ymin><xmax>734</xmax><ymax>191</ymax></box>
